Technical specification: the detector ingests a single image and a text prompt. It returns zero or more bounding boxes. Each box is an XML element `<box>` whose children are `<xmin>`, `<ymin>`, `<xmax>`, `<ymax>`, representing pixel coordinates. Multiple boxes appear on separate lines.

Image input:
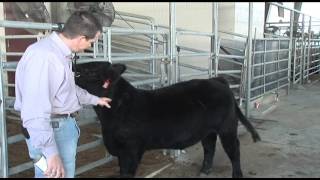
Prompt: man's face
<box><xmin>75</xmin><ymin>31</ymin><xmax>101</xmax><ymax>53</ymax></box>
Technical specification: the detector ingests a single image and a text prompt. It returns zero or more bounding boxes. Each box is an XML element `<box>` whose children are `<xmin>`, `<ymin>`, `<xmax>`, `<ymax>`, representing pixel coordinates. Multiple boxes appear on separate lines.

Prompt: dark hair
<box><xmin>61</xmin><ymin>11</ymin><xmax>102</xmax><ymax>39</ymax></box>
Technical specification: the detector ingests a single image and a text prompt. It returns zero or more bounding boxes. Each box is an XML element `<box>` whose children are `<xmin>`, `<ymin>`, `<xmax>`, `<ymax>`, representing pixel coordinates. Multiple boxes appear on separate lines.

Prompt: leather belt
<box><xmin>50</xmin><ymin>112</ymin><xmax>79</xmax><ymax>128</ymax></box>
<box><xmin>20</xmin><ymin>112</ymin><xmax>80</xmax><ymax>136</ymax></box>
<box><xmin>50</xmin><ymin>112</ymin><xmax>78</xmax><ymax>119</ymax></box>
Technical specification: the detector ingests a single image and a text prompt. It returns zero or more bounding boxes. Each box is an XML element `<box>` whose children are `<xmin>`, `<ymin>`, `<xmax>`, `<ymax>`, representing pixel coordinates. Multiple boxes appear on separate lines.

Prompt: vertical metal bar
<box><xmin>175</xmin><ymin>39</ymin><xmax>180</xmax><ymax>83</ymax></box>
<box><xmin>209</xmin><ymin>37</ymin><xmax>213</xmax><ymax>77</ymax></box>
<box><xmin>0</xmin><ymin>4</ymin><xmax>8</xmax><ymax>175</ymax></box>
<box><xmin>93</xmin><ymin>38</ymin><xmax>97</xmax><ymax>58</ymax></box>
<box><xmin>299</xmin><ymin>38</ymin><xmax>303</xmax><ymax>84</ymax></box>
<box><xmin>163</xmin><ymin>34</ymin><xmax>168</xmax><ymax>59</ymax></box>
<box><xmin>293</xmin><ymin>39</ymin><xmax>297</xmax><ymax>84</ymax></box>
<box><xmin>263</xmin><ymin>40</ymin><xmax>266</xmax><ymax>95</ymax></box>
<box><xmin>301</xmin><ymin>14</ymin><xmax>305</xmax><ymax>83</ymax></box>
<box><xmin>252</xmin><ymin>28</ymin><xmax>257</xmax><ymax>94</ymax></box>
<box><xmin>318</xmin><ymin>40</ymin><xmax>320</xmax><ymax>73</ymax></box>
<box><xmin>306</xmin><ymin>16</ymin><xmax>312</xmax><ymax>82</ymax></box>
<box><xmin>169</xmin><ymin>2</ymin><xmax>176</xmax><ymax>85</ymax></box>
<box><xmin>217</xmin><ymin>37</ymin><xmax>221</xmax><ymax>77</ymax></box>
<box><xmin>240</xmin><ymin>41</ymin><xmax>248</xmax><ymax>107</ymax></box>
<box><xmin>169</xmin><ymin>2</ymin><xmax>179</xmax><ymax>158</ymax></box>
<box><xmin>103</xmin><ymin>32</ymin><xmax>107</xmax><ymax>60</ymax></box>
<box><xmin>277</xmin><ymin>39</ymin><xmax>280</xmax><ymax>92</ymax></box>
<box><xmin>162</xmin><ymin>34</ymin><xmax>168</xmax><ymax>86</ymax></box>
<box><xmin>288</xmin><ymin>10</ymin><xmax>294</xmax><ymax>90</ymax></box>
<box><xmin>151</xmin><ymin>24</ymin><xmax>156</xmax><ymax>89</ymax></box>
<box><xmin>245</xmin><ymin>2</ymin><xmax>253</xmax><ymax>117</ymax></box>
<box><xmin>210</xmin><ymin>2</ymin><xmax>214</xmax><ymax>78</ymax></box>
<box><xmin>107</xmin><ymin>29</ymin><xmax>112</xmax><ymax>63</ymax></box>
<box><xmin>213</xmin><ymin>2</ymin><xmax>218</xmax><ymax>77</ymax></box>
<box><xmin>0</xmin><ymin>60</ymin><xmax>8</xmax><ymax>178</ymax></box>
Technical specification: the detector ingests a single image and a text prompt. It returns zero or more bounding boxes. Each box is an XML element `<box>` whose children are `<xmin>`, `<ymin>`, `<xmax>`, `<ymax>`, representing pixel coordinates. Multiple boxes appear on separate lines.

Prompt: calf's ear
<box><xmin>112</xmin><ymin>64</ymin><xmax>126</xmax><ymax>75</ymax></box>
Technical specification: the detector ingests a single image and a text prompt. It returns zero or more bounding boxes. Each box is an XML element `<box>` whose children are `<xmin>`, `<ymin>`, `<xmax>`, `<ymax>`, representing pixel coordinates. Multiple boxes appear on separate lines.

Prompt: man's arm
<box><xmin>75</xmin><ymin>85</ymin><xmax>112</xmax><ymax>108</ymax></box>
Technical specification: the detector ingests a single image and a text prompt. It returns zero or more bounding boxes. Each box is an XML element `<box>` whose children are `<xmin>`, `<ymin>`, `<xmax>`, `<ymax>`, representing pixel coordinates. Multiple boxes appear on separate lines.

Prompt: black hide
<box><xmin>75</xmin><ymin>61</ymin><xmax>261</xmax><ymax>178</ymax></box>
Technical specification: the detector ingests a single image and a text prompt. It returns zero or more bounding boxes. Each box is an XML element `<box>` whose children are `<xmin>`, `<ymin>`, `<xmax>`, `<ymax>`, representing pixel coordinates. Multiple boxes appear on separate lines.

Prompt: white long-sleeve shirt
<box><xmin>14</xmin><ymin>31</ymin><xmax>99</xmax><ymax>158</ymax></box>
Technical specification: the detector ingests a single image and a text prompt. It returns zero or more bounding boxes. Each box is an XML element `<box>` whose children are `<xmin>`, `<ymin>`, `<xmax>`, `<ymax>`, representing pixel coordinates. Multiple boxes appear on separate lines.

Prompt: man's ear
<box><xmin>112</xmin><ymin>64</ymin><xmax>126</xmax><ymax>75</ymax></box>
<box><xmin>77</xmin><ymin>35</ymin><xmax>87</xmax><ymax>43</ymax></box>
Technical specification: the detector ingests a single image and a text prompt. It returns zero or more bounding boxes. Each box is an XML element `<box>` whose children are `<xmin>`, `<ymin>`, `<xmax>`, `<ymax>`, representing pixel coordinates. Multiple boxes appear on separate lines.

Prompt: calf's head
<box><xmin>74</xmin><ymin>61</ymin><xmax>126</xmax><ymax>96</ymax></box>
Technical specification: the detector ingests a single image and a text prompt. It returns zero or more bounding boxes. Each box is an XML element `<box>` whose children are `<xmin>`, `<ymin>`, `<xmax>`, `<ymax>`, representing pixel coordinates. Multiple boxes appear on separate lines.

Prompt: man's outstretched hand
<box><xmin>98</xmin><ymin>97</ymin><xmax>112</xmax><ymax>108</ymax></box>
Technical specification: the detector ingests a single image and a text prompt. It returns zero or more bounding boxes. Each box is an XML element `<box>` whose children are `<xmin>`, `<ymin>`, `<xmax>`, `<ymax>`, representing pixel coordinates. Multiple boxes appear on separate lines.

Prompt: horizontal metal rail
<box><xmin>75</xmin><ymin>155</ymin><xmax>114</xmax><ymax>176</ymax></box>
<box><xmin>251</xmin><ymin>76</ymin><xmax>288</xmax><ymax>91</ymax></box>
<box><xmin>252</xmin><ymin>58</ymin><xmax>289</xmax><ymax>67</ymax></box>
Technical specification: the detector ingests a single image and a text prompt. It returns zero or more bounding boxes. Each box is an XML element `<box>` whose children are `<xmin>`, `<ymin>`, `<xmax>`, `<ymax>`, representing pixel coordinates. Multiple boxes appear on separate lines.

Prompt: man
<box><xmin>14</xmin><ymin>11</ymin><xmax>111</xmax><ymax>178</ymax></box>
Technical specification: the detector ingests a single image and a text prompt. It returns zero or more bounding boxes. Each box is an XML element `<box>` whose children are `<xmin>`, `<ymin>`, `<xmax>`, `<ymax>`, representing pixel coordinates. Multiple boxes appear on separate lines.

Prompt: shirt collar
<box><xmin>49</xmin><ymin>31</ymin><xmax>72</xmax><ymax>59</ymax></box>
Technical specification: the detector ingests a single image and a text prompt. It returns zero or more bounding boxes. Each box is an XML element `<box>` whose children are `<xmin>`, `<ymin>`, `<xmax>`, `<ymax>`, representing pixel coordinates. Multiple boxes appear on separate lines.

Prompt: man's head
<box><xmin>60</xmin><ymin>11</ymin><xmax>102</xmax><ymax>52</ymax></box>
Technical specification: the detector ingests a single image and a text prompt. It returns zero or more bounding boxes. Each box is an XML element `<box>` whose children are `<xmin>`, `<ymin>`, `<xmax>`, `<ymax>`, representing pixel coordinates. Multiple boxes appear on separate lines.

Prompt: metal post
<box><xmin>263</xmin><ymin>39</ymin><xmax>266</xmax><ymax>95</ymax></box>
<box><xmin>306</xmin><ymin>16</ymin><xmax>312</xmax><ymax>82</ymax></box>
<box><xmin>245</xmin><ymin>2</ymin><xmax>253</xmax><ymax>117</ymax></box>
<box><xmin>169</xmin><ymin>2</ymin><xmax>176</xmax><ymax>85</ymax></box>
<box><xmin>212</xmin><ymin>2</ymin><xmax>218</xmax><ymax>78</ymax></box>
<box><xmin>301</xmin><ymin>14</ymin><xmax>305</xmax><ymax>83</ymax></box>
<box><xmin>103</xmin><ymin>32</ymin><xmax>107</xmax><ymax>60</ymax></box>
<box><xmin>161</xmin><ymin>34</ymin><xmax>168</xmax><ymax>86</ymax></box>
<box><xmin>293</xmin><ymin>39</ymin><xmax>297</xmax><ymax>83</ymax></box>
<box><xmin>0</xmin><ymin>7</ymin><xmax>8</xmax><ymax>176</ymax></box>
<box><xmin>169</xmin><ymin>2</ymin><xmax>179</xmax><ymax>158</ymax></box>
<box><xmin>151</xmin><ymin>24</ymin><xmax>156</xmax><ymax>89</ymax></box>
<box><xmin>0</xmin><ymin>60</ymin><xmax>8</xmax><ymax>178</ymax></box>
<box><xmin>210</xmin><ymin>37</ymin><xmax>213</xmax><ymax>77</ymax></box>
<box><xmin>277</xmin><ymin>39</ymin><xmax>280</xmax><ymax>92</ymax></box>
<box><xmin>175</xmin><ymin>42</ymin><xmax>180</xmax><ymax>83</ymax></box>
<box><xmin>253</xmin><ymin>28</ymin><xmax>258</xmax><ymax>94</ymax></box>
<box><xmin>288</xmin><ymin>10</ymin><xmax>294</xmax><ymax>92</ymax></box>
<box><xmin>93</xmin><ymin>36</ymin><xmax>98</xmax><ymax>59</ymax></box>
<box><xmin>107</xmin><ymin>29</ymin><xmax>112</xmax><ymax>63</ymax></box>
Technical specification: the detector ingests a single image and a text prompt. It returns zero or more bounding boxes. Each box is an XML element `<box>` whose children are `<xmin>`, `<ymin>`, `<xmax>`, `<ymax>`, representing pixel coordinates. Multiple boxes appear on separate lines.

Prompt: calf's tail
<box><xmin>235</xmin><ymin>103</ymin><xmax>261</xmax><ymax>142</ymax></box>
<box><xmin>211</xmin><ymin>76</ymin><xmax>261</xmax><ymax>142</ymax></box>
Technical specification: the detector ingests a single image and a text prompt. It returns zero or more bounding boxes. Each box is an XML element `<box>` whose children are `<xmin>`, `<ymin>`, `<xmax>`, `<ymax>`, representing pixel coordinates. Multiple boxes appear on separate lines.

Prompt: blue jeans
<box><xmin>25</xmin><ymin>117</ymin><xmax>80</xmax><ymax>178</ymax></box>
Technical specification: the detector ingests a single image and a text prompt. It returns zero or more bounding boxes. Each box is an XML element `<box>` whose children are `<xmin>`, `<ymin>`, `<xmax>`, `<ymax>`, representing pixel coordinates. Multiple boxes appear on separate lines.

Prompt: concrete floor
<box><xmin>146</xmin><ymin>79</ymin><xmax>320</xmax><ymax>178</ymax></box>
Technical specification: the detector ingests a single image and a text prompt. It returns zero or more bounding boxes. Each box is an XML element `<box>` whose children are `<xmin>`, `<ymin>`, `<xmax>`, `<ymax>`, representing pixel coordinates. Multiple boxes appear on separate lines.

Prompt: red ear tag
<box><xmin>103</xmin><ymin>79</ymin><xmax>111</xmax><ymax>89</ymax></box>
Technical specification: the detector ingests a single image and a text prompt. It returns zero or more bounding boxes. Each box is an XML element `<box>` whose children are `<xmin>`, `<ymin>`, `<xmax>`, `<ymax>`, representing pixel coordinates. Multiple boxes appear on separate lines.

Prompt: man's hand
<box><xmin>44</xmin><ymin>154</ymin><xmax>65</xmax><ymax>178</ymax></box>
<box><xmin>97</xmin><ymin>97</ymin><xmax>112</xmax><ymax>108</ymax></box>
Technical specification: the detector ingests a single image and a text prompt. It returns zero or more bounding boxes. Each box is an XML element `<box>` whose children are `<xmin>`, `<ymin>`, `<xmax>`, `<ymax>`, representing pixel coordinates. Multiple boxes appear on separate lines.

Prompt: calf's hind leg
<box><xmin>118</xmin><ymin>149</ymin><xmax>144</xmax><ymax>178</ymax></box>
<box><xmin>200</xmin><ymin>133</ymin><xmax>218</xmax><ymax>175</ymax></box>
<box><xmin>219</xmin><ymin>132</ymin><xmax>243</xmax><ymax>178</ymax></box>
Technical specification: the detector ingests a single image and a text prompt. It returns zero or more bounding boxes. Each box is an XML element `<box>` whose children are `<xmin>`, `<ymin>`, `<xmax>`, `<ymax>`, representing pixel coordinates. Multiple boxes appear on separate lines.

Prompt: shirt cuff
<box><xmin>90</xmin><ymin>95</ymin><xmax>100</xmax><ymax>106</ymax></box>
<box><xmin>42</xmin><ymin>143</ymin><xmax>59</xmax><ymax>159</ymax></box>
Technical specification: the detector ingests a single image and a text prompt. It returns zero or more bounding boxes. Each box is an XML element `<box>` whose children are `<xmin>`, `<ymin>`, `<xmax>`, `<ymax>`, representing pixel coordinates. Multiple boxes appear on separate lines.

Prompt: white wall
<box><xmin>113</xmin><ymin>2</ymin><xmax>214</xmax><ymax>71</ymax></box>
<box><xmin>218</xmin><ymin>2</ymin><xmax>236</xmax><ymax>38</ymax></box>
<box><xmin>113</xmin><ymin>2</ymin><xmax>265</xmax><ymax>40</ymax></box>
<box><xmin>112</xmin><ymin>2</ymin><xmax>265</xmax><ymax>73</ymax></box>
<box><xmin>113</xmin><ymin>2</ymin><xmax>213</xmax><ymax>50</ymax></box>
<box><xmin>235</xmin><ymin>2</ymin><xmax>265</xmax><ymax>39</ymax></box>
<box><xmin>113</xmin><ymin>2</ymin><xmax>213</xmax><ymax>32</ymax></box>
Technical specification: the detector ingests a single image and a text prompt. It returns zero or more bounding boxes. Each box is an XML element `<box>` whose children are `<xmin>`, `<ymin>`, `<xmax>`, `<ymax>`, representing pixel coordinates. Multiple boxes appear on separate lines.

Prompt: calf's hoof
<box><xmin>232</xmin><ymin>171</ymin><xmax>243</xmax><ymax>178</ymax></box>
<box><xmin>199</xmin><ymin>167</ymin><xmax>212</xmax><ymax>175</ymax></box>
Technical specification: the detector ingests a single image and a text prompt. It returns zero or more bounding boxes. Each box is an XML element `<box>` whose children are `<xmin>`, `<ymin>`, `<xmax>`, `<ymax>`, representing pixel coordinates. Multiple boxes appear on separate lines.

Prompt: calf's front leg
<box><xmin>118</xmin><ymin>149</ymin><xmax>144</xmax><ymax>178</ymax></box>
